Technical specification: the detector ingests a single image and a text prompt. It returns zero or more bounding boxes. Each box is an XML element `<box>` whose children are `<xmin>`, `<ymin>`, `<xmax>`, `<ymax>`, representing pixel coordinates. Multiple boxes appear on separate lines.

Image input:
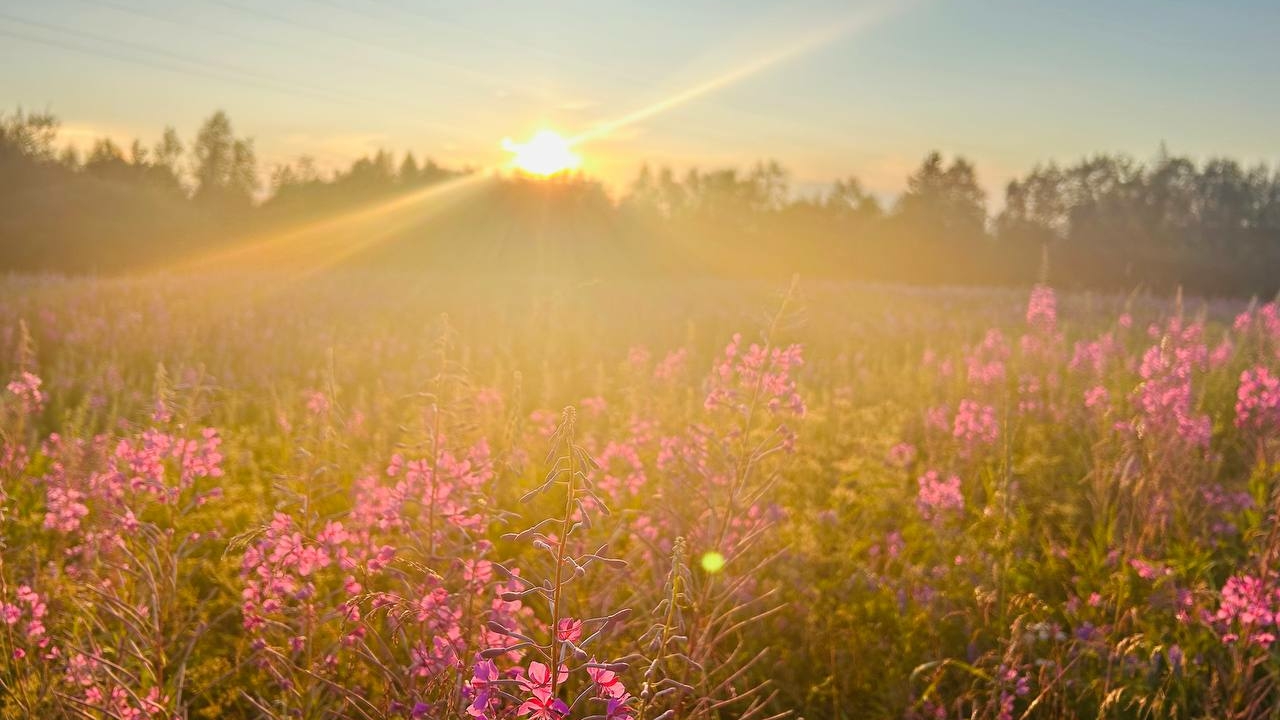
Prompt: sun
<box><xmin>501</xmin><ymin>130</ymin><xmax>581</xmax><ymax>176</ymax></box>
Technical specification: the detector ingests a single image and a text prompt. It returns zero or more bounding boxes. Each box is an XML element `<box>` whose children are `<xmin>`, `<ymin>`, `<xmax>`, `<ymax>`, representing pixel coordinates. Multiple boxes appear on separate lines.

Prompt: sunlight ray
<box><xmin>161</xmin><ymin>171</ymin><xmax>493</xmax><ymax>276</ymax></box>
<box><xmin>566</xmin><ymin>1</ymin><xmax>908</xmax><ymax>147</ymax></box>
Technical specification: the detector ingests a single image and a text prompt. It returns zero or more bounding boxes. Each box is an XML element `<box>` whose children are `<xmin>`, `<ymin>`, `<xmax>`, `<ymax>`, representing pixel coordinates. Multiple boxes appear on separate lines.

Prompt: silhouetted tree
<box><xmin>2</xmin><ymin>105</ymin><xmax>1279</xmax><ymax>293</ymax></box>
<box><xmin>192</xmin><ymin>110</ymin><xmax>256</xmax><ymax>208</ymax></box>
<box><xmin>399</xmin><ymin>152</ymin><xmax>420</xmax><ymax>185</ymax></box>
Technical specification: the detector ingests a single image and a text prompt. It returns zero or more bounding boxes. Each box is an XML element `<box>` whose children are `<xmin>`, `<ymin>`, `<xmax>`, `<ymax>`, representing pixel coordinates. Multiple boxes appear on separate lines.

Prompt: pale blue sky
<box><xmin>1</xmin><ymin>0</ymin><xmax>1277</xmax><ymax>199</ymax></box>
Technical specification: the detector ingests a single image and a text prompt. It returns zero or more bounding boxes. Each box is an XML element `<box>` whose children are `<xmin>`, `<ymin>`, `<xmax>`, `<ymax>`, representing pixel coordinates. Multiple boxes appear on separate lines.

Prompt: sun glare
<box><xmin>501</xmin><ymin>130</ymin><xmax>581</xmax><ymax>176</ymax></box>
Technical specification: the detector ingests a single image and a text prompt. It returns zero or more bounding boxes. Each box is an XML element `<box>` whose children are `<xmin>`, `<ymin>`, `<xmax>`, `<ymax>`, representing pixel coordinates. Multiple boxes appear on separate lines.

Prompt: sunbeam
<box><xmin>566</xmin><ymin>1</ymin><xmax>908</xmax><ymax>147</ymax></box>
<box><xmin>163</xmin><ymin>171</ymin><xmax>493</xmax><ymax>278</ymax></box>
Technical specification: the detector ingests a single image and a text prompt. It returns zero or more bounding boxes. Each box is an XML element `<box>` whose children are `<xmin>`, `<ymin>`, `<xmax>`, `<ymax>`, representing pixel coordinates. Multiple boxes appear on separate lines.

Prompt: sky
<box><xmin>1</xmin><ymin>0</ymin><xmax>1278</xmax><ymax>201</ymax></box>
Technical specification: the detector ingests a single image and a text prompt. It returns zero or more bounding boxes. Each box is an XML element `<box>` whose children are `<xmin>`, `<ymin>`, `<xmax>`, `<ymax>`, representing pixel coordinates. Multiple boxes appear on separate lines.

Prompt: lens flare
<box><xmin>700</xmin><ymin>551</ymin><xmax>726</xmax><ymax>574</ymax></box>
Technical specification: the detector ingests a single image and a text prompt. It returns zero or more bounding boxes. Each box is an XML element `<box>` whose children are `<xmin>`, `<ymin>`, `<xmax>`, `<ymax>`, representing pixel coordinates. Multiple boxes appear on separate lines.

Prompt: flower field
<box><xmin>0</xmin><ymin>274</ymin><xmax>1277</xmax><ymax>719</ymax></box>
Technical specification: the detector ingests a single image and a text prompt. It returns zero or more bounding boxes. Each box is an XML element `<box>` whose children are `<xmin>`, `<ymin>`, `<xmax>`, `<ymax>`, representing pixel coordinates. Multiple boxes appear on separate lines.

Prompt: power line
<box><xmin>0</xmin><ymin>25</ymin><xmax>344</xmax><ymax>106</ymax></box>
<box><xmin>206</xmin><ymin>0</ymin><xmax>514</xmax><ymax>93</ymax></box>
<box><xmin>0</xmin><ymin>11</ymin><xmax>355</xmax><ymax>106</ymax></box>
<box><xmin>0</xmin><ymin>10</ymin><xmax>490</xmax><ymax>141</ymax></box>
<box><xmin>77</xmin><ymin>0</ymin><xmax>506</xmax><ymax>107</ymax></box>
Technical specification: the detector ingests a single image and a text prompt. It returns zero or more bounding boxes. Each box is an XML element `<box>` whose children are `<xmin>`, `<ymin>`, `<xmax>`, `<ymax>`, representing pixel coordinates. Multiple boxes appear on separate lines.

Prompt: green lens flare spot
<box><xmin>700</xmin><ymin>551</ymin><xmax>726</xmax><ymax>574</ymax></box>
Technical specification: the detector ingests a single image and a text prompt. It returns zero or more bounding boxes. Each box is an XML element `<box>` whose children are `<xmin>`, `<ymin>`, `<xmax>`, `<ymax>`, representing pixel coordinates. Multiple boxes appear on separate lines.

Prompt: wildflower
<box><xmin>952</xmin><ymin>400</ymin><xmax>998</xmax><ymax>455</ymax></box>
<box><xmin>305</xmin><ymin>390</ymin><xmax>330</xmax><ymax>415</ymax></box>
<box><xmin>555</xmin><ymin>618</ymin><xmax>583</xmax><ymax>644</ymax></box>
<box><xmin>5</xmin><ymin>371</ymin><xmax>45</xmax><ymax>415</ymax></box>
<box><xmin>1213</xmin><ymin>574</ymin><xmax>1280</xmax><ymax>648</ymax></box>
<box><xmin>587</xmin><ymin>663</ymin><xmax>627</xmax><ymax>699</ymax></box>
<box><xmin>603</xmin><ymin>694</ymin><xmax>635</xmax><ymax>720</ymax></box>
<box><xmin>1083</xmin><ymin>385</ymin><xmax>1109</xmax><ymax>409</ymax></box>
<box><xmin>887</xmin><ymin>442</ymin><xmax>917</xmax><ymax>467</ymax></box>
<box><xmin>704</xmin><ymin>333</ymin><xmax>805</xmax><ymax>417</ymax></box>
<box><xmin>467</xmin><ymin>659</ymin><xmax>502</xmax><ymax>718</ymax></box>
<box><xmin>519</xmin><ymin>689</ymin><xmax>569</xmax><ymax>720</ymax></box>
<box><xmin>1026</xmin><ymin>285</ymin><xmax>1057</xmax><ymax>331</ymax></box>
<box><xmin>518</xmin><ymin>661</ymin><xmax>567</xmax><ymax>696</ymax></box>
<box><xmin>653</xmin><ymin>348</ymin><xmax>688</xmax><ymax>381</ymax></box>
<box><xmin>1236</xmin><ymin>366</ymin><xmax>1280</xmax><ymax>430</ymax></box>
<box><xmin>916</xmin><ymin>471</ymin><xmax>964</xmax><ymax>521</ymax></box>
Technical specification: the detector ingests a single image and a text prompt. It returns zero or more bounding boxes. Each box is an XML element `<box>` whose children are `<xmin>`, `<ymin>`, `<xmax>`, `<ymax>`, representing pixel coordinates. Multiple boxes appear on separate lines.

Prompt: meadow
<box><xmin>0</xmin><ymin>272</ymin><xmax>1277</xmax><ymax>720</ymax></box>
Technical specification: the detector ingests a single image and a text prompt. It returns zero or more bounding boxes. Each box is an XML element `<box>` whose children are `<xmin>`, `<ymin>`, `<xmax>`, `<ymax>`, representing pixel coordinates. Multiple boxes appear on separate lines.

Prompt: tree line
<box><xmin>2</xmin><ymin>108</ymin><xmax>1278</xmax><ymax>295</ymax></box>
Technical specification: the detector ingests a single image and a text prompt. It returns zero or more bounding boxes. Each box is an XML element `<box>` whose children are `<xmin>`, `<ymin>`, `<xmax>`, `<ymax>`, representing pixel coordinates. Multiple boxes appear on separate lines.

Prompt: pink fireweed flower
<box><xmin>1236</xmin><ymin>366</ymin><xmax>1280</xmax><ymax>430</ymax></box>
<box><xmin>602</xmin><ymin>694</ymin><xmax>635</xmax><ymax>720</ymax></box>
<box><xmin>916</xmin><ymin>471</ymin><xmax>964</xmax><ymax>522</ymax></box>
<box><xmin>518</xmin><ymin>661</ymin><xmax>568</xmax><ymax>696</ymax></box>
<box><xmin>952</xmin><ymin>400</ymin><xmax>998</xmax><ymax>456</ymax></box>
<box><xmin>519</xmin><ymin>690</ymin><xmax>569</xmax><ymax>720</ymax></box>
<box><xmin>556</xmin><ymin>617</ymin><xmax>583</xmax><ymax>644</ymax></box>
<box><xmin>6</xmin><ymin>371</ymin><xmax>45</xmax><ymax>415</ymax></box>
<box><xmin>305</xmin><ymin>390</ymin><xmax>330</xmax><ymax>415</ymax></box>
<box><xmin>1069</xmin><ymin>332</ymin><xmax>1118</xmax><ymax>376</ymax></box>
<box><xmin>1234</xmin><ymin>302</ymin><xmax>1280</xmax><ymax>341</ymax></box>
<box><xmin>467</xmin><ymin>659</ymin><xmax>502</xmax><ymax>718</ymax></box>
<box><xmin>1213</xmin><ymin>574</ymin><xmax>1280</xmax><ymax>648</ymax></box>
<box><xmin>587</xmin><ymin>662</ymin><xmax>628</xmax><ymax>700</ymax></box>
<box><xmin>1026</xmin><ymin>284</ymin><xmax>1057</xmax><ymax>334</ymax></box>
<box><xmin>653</xmin><ymin>348</ymin><xmax>688</xmax><ymax>381</ymax></box>
<box><xmin>1134</xmin><ymin>329</ymin><xmax>1211</xmax><ymax>447</ymax></box>
<box><xmin>44</xmin><ymin>486</ymin><xmax>90</xmax><ymax>533</ymax></box>
<box><xmin>704</xmin><ymin>333</ymin><xmax>805</xmax><ymax>418</ymax></box>
<box><xmin>965</xmin><ymin>329</ymin><xmax>1009</xmax><ymax>387</ymax></box>
<box><xmin>1084</xmin><ymin>385</ymin><xmax>1109</xmax><ymax>410</ymax></box>
<box><xmin>595</xmin><ymin>441</ymin><xmax>647</xmax><ymax>499</ymax></box>
<box><xmin>887</xmin><ymin>442</ymin><xmax>917</xmax><ymax>467</ymax></box>
<box><xmin>0</xmin><ymin>585</ymin><xmax>50</xmax><ymax>657</ymax></box>
<box><xmin>1209</xmin><ymin>338</ymin><xmax>1234</xmax><ymax>368</ymax></box>
<box><xmin>1128</xmin><ymin>558</ymin><xmax>1170</xmax><ymax>581</ymax></box>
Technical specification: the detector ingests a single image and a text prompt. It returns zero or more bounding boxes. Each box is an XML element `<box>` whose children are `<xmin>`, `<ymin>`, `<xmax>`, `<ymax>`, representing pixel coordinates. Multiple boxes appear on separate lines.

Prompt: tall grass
<box><xmin>0</xmin><ymin>272</ymin><xmax>1276</xmax><ymax>719</ymax></box>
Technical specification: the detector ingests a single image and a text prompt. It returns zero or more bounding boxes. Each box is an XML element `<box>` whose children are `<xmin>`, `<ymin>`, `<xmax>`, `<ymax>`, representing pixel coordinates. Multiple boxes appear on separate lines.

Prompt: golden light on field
<box><xmin>501</xmin><ymin>130</ymin><xmax>581</xmax><ymax>176</ymax></box>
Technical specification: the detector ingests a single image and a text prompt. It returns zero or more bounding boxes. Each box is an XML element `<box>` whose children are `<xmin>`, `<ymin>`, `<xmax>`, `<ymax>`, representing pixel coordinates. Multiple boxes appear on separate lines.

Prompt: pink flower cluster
<box><xmin>6</xmin><ymin>370</ymin><xmax>45</xmax><ymax>415</ymax></box>
<box><xmin>66</xmin><ymin>650</ymin><xmax>174</xmax><ymax>717</ymax></box>
<box><xmin>1025</xmin><ymin>285</ymin><xmax>1058</xmax><ymax>334</ymax></box>
<box><xmin>1213</xmin><ymin>574</ymin><xmax>1280</xmax><ymax>648</ymax></box>
<box><xmin>952</xmin><ymin>400</ymin><xmax>999</xmax><ymax>456</ymax></box>
<box><xmin>1235</xmin><ymin>366</ymin><xmax>1280</xmax><ymax>431</ymax></box>
<box><xmin>240</xmin><ymin>438</ymin><xmax>535</xmax><ymax>705</ymax></box>
<box><xmin>653</xmin><ymin>348</ymin><xmax>689</xmax><ymax>381</ymax></box>
<box><xmin>704</xmin><ymin>333</ymin><xmax>806</xmax><ymax>417</ymax></box>
<box><xmin>40</xmin><ymin>429</ymin><xmax>224</xmax><ymax>555</ymax></box>
<box><xmin>916</xmin><ymin>471</ymin><xmax>964</xmax><ymax>521</ymax></box>
<box><xmin>1069</xmin><ymin>332</ymin><xmax>1119</xmax><ymax>376</ymax></box>
<box><xmin>1233</xmin><ymin>301</ymin><xmax>1280</xmax><ymax>342</ymax></box>
<box><xmin>1</xmin><ymin>584</ymin><xmax>50</xmax><ymax>659</ymax></box>
<box><xmin>305</xmin><ymin>390</ymin><xmax>330</xmax><ymax>416</ymax></box>
<box><xmin>113</xmin><ymin>427</ymin><xmax>225</xmax><ymax>502</ymax></box>
<box><xmin>239</xmin><ymin>512</ymin><xmax>362</xmax><ymax>637</ymax></box>
<box><xmin>887</xmin><ymin>442</ymin><xmax>917</xmax><ymax>468</ymax></box>
<box><xmin>595</xmin><ymin>441</ymin><xmax>647</xmax><ymax>499</ymax></box>
<box><xmin>1134</xmin><ymin>322</ymin><xmax>1211</xmax><ymax>447</ymax></box>
<box><xmin>1019</xmin><ymin>286</ymin><xmax>1065</xmax><ymax>363</ymax></box>
<box><xmin>1083</xmin><ymin>385</ymin><xmax>1109</xmax><ymax>410</ymax></box>
<box><xmin>966</xmin><ymin>329</ymin><xmax>1009</xmax><ymax>387</ymax></box>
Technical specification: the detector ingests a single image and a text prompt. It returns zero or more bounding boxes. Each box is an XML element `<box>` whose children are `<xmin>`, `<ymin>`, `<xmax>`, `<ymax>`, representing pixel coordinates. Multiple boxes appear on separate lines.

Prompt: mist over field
<box><xmin>3</xmin><ymin>1</ymin><xmax>1280</xmax><ymax>719</ymax></box>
